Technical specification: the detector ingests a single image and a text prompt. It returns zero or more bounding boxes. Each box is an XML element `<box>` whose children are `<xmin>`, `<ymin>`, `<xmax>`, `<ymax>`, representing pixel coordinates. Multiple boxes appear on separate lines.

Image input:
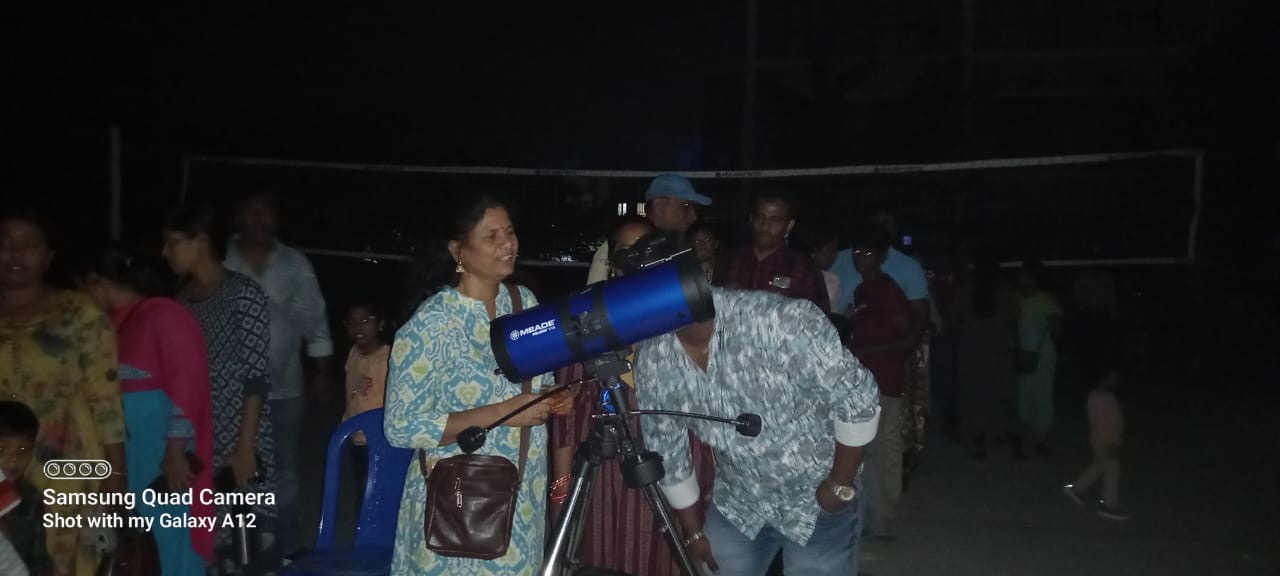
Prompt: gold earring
<box><xmin>455</xmin><ymin>259</ymin><xmax>465</xmax><ymax>274</ymax></box>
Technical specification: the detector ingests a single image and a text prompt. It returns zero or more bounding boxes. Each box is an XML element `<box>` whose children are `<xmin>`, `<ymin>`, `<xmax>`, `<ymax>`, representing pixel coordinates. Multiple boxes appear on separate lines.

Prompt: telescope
<box><xmin>490</xmin><ymin>240</ymin><xmax>715</xmax><ymax>383</ymax></box>
<box><xmin>459</xmin><ymin>235</ymin><xmax>760</xmax><ymax>575</ymax></box>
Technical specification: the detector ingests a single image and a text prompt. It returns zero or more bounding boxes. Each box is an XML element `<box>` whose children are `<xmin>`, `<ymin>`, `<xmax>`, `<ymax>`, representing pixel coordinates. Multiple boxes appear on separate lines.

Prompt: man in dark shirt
<box><xmin>714</xmin><ymin>193</ymin><xmax>831</xmax><ymax>313</ymax></box>
<box><xmin>849</xmin><ymin>224</ymin><xmax>913</xmax><ymax>540</ymax></box>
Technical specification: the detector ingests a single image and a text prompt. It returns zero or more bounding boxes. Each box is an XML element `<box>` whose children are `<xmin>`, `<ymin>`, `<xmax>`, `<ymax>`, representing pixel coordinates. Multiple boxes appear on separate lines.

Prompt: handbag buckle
<box><xmin>454</xmin><ymin>477</ymin><xmax>462</xmax><ymax>508</ymax></box>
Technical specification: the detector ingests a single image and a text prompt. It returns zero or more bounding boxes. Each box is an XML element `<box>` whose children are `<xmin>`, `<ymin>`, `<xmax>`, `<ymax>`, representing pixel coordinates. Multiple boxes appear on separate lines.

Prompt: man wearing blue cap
<box><xmin>586</xmin><ymin>174</ymin><xmax>711</xmax><ymax>284</ymax></box>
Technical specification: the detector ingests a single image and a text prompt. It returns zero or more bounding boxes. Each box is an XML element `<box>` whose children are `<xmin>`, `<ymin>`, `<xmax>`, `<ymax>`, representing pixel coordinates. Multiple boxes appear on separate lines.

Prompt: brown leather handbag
<box><xmin>420</xmin><ymin>285</ymin><xmax>532</xmax><ymax>560</ymax></box>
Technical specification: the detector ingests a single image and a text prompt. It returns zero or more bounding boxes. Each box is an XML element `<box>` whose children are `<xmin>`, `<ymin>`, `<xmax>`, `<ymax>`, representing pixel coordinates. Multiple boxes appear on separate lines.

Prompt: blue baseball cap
<box><xmin>645</xmin><ymin>174</ymin><xmax>711</xmax><ymax>206</ymax></box>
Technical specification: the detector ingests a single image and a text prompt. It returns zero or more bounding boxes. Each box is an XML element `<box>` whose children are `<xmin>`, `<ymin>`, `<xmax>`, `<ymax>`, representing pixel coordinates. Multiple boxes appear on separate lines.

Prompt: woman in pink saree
<box><xmin>76</xmin><ymin>244</ymin><xmax>215</xmax><ymax>575</ymax></box>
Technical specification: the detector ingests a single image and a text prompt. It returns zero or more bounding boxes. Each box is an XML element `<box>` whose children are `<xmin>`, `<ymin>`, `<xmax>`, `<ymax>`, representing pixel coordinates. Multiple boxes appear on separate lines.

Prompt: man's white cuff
<box><xmin>835</xmin><ymin>405</ymin><xmax>880</xmax><ymax>447</ymax></box>
<box><xmin>658</xmin><ymin>474</ymin><xmax>701</xmax><ymax>510</ymax></box>
<box><xmin>307</xmin><ymin>340</ymin><xmax>335</xmax><ymax>357</ymax></box>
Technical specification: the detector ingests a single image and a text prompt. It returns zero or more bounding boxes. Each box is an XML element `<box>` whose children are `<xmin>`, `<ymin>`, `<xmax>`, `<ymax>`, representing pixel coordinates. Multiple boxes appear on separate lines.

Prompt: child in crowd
<box><xmin>1064</xmin><ymin>372</ymin><xmax>1129</xmax><ymax>520</ymax></box>
<box><xmin>0</xmin><ymin>477</ymin><xmax>28</xmax><ymax>576</ymax></box>
<box><xmin>0</xmin><ymin>401</ymin><xmax>52</xmax><ymax>576</ymax></box>
<box><xmin>342</xmin><ymin>299</ymin><xmax>391</xmax><ymax>494</ymax></box>
<box><xmin>686</xmin><ymin>223</ymin><xmax>720</xmax><ymax>283</ymax></box>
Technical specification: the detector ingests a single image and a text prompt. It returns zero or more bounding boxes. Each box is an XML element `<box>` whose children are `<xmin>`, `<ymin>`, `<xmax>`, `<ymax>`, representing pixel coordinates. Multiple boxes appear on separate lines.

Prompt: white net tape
<box><xmin>182</xmin><ymin>148</ymin><xmax>1203</xmax><ymax>267</ymax></box>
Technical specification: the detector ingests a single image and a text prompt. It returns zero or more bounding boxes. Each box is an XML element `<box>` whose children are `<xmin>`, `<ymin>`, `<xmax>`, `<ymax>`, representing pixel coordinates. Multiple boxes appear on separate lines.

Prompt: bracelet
<box><xmin>549</xmin><ymin>474</ymin><xmax>573</xmax><ymax>493</ymax></box>
<box><xmin>682</xmin><ymin>531</ymin><xmax>705</xmax><ymax>547</ymax></box>
<box><xmin>550</xmin><ymin>492</ymin><xmax>568</xmax><ymax>505</ymax></box>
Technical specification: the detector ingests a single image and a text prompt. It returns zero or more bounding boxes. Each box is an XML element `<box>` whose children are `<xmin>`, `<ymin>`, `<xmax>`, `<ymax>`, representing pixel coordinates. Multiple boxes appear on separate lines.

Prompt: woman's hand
<box><xmin>501</xmin><ymin>393</ymin><xmax>552</xmax><ymax>428</ymax></box>
<box><xmin>230</xmin><ymin>445</ymin><xmax>258</xmax><ymax>488</ymax></box>
<box><xmin>547</xmin><ymin>385</ymin><xmax>576</xmax><ymax>416</ymax></box>
<box><xmin>162</xmin><ymin>450</ymin><xmax>194</xmax><ymax>492</ymax></box>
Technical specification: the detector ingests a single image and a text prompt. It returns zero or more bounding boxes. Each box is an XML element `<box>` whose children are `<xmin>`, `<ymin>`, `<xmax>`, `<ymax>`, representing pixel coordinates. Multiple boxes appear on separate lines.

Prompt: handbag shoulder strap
<box><xmin>508</xmin><ymin>284</ymin><xmax>532</xmax><ymax>479</ymax></box>
<box><xmin>418</xmin><ymin>284</ymin><xmax>533</xmax><ymax>480</ymax></box>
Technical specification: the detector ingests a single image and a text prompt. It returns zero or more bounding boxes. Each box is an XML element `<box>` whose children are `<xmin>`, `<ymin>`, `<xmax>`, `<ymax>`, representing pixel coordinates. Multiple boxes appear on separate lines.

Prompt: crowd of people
<box><xmin>0</xmin><ymin>195</ymin><xmax>353</xmax><ymax>576</ymax></box>
<box><xmin>0</xmin><ymin>173</ymin><xmax>1130</xmax><ymax>576</ymax></box>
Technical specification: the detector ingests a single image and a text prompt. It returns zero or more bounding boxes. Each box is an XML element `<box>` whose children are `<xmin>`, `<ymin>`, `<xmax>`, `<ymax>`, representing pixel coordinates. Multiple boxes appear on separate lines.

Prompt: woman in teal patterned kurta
<box><xmin>385</xmin><ymin>197</ymin><xmax>553</xmax><ymax>576</ymax></box>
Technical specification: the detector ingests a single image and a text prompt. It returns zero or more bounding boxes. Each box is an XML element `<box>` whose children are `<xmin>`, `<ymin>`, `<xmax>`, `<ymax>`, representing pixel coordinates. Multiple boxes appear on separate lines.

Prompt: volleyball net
<box><xmin>181</xmin><ymin>148</ymin><xmax>1203</xmax><ymax>268</ymax></box>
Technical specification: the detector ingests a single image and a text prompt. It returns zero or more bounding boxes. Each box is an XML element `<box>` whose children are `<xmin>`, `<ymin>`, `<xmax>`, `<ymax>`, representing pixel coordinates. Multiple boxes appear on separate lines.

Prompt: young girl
<box><xmin>342</xmin><ymin>299</ymin><xmax>391</xmax><ymax>492</ymax></box>
<box><xmin>1064</xmin><ymin>373</ymin><xmax>1128</xmax><ymax>519</ymax></box>
<box><xmin>1064</xmin><ymin>303</ymin><xmax>1129</xmax><ymax>520</ymax></box>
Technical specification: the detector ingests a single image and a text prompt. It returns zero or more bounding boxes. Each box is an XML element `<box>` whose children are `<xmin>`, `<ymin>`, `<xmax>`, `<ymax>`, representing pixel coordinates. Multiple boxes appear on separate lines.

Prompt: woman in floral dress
<box><xmin>386</xmin><ymin>196</ymin><xmax>557</xmax><ymax>576</ymax></box>
<box><xmin>0</xmin><ymin>206</ymin><xmax>127</xmax><ymax>576</ymax></box>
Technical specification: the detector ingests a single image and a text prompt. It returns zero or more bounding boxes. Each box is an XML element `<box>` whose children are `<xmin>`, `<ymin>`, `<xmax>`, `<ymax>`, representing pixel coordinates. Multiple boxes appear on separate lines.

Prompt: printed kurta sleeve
<box><xmin>167</xmin><ymin>404</ymin><xmax>195</xmax><ymax>439</ymax></box>
<box><xmin>635</xmin><ymin>346</ymin><xmax>699</xmax><ymax>510</ymax></box>
<box><xmin>76</xmin><ymin>299</ymin><xmax>126</xmax><ymax>446</ymax></box>
<box><xmin>777</xmin><ymin>298</ymin><xmax>880</xmax><ymax>447</ymax></box>
<box><xmin>383</xmin><ymin>307</ymin><xmax>452</xmax><ymax>450</ymax></box>
<box><xmin>235</xmin><ymin>285</ymin><xmax>273</xmax><ymax>398</ymax></box>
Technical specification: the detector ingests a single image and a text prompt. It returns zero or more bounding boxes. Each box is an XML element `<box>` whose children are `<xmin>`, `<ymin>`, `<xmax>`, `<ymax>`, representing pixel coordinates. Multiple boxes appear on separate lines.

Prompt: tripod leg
<box><xmin>543</xmin><ymin>444</ymin><xmax>599</xmax><ymax>576</ymax></box>
<box><xmin>638</xmin><ymin>484</ymin><xmax>701</xmax><ymax>576</ymax></box>
<box><xmin>564</xmin><ymin>464</ymin><xmax>597</xmax><ymax>568</ymax></box>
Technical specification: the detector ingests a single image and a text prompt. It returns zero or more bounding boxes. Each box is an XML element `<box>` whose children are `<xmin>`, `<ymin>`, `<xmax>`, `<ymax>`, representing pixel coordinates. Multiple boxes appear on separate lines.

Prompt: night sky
<box><xmin>6</xmin><ymin>2</ymin><xmax>1278</xmax><ymax>266</ymax></box>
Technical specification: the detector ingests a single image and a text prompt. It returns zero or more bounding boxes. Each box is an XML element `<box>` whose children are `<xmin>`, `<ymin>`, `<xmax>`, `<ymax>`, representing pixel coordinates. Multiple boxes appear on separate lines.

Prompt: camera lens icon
<box><xmin>43</xmin><ymin>459</ymin><xmax>113</xmax><ymax>480</ymax></box>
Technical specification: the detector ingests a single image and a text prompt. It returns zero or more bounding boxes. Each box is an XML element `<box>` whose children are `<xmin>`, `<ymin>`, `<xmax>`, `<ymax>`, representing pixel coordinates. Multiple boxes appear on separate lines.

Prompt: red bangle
<box><xmin>549</xmin><ymin>474</ymin><xmax>573</xmax><ymax>493</ymax></box>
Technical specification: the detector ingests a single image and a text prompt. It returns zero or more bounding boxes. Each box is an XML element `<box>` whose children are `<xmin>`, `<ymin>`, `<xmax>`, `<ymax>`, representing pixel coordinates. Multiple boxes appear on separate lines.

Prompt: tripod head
<box><xmin>578</xmin><ymin>350</ymin><xmax>761</xmax><ymax>438</ymax></box>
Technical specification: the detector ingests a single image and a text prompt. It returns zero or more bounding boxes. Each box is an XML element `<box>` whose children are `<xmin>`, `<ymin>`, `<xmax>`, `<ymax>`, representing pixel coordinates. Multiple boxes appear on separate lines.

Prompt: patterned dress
<box><xmin>177</xmin><ymin>271</ymin><xmax>277</xmax><ymax>556</ymax></box>
<box><xmin>0</xmin><ymin>290</ymin><xmax>124</xmax><ymax>576</ymax></box>
<box><xmin>386</xmin><ymin>284</ymin><xmax>551</xmax><ymax>576</ymax></box>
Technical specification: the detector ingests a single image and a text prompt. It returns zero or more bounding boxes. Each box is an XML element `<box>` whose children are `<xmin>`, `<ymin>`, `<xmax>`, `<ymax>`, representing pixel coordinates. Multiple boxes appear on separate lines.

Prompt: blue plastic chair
<box><xmin>281</xmin><ymin>408</ymin><xmax>414</xmax><ymax>576</ymax></box>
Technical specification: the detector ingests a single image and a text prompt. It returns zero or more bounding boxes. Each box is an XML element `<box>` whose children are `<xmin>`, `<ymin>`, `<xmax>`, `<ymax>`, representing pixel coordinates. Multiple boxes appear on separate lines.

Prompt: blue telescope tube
<box><xmin>490</xmin><ymin>256</ymin><xmax>714</xmax><ymax>383</ymax></box>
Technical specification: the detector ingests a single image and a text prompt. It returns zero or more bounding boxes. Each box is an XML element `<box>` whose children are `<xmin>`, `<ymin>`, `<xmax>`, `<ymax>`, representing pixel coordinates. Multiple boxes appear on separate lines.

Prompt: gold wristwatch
<box><xmin>827</xmin><ymin>477</ymin><xmax>856</xmax><ymax>502</ymax></box>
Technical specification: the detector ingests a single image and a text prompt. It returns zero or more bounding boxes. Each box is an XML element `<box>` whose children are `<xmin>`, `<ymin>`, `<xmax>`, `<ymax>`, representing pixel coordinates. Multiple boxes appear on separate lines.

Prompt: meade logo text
<box><xmin>509</xmin><ymin>320</ymin><xmax>556</xmax><ymax>341</ymax></box>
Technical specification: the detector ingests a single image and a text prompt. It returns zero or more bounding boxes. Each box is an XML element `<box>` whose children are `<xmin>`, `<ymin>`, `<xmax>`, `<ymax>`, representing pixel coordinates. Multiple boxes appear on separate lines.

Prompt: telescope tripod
<box><xmin>542</xmin><ymin>354</ymin><xmax>697</xmax><ymax>576</ymax></box>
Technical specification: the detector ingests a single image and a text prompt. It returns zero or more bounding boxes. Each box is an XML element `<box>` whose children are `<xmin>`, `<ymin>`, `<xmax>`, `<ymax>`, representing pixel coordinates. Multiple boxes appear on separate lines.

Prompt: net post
<box><xmin>1187</xmin><ymin>150</ymin><xmax>1204</xmax><ymax>262</ymax></box>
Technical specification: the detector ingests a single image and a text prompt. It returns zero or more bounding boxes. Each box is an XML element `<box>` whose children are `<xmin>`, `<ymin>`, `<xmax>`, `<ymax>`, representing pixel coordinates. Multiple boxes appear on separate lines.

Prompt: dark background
<box><xmin>5</xmin><ymin>1</ymin><xmax>1278</xmax><ymax>269</ymax></box>
<box><xmin>7</xmin><ymin>5</ymin><xmax>1278</xmax><ymax>565</ymax></box>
